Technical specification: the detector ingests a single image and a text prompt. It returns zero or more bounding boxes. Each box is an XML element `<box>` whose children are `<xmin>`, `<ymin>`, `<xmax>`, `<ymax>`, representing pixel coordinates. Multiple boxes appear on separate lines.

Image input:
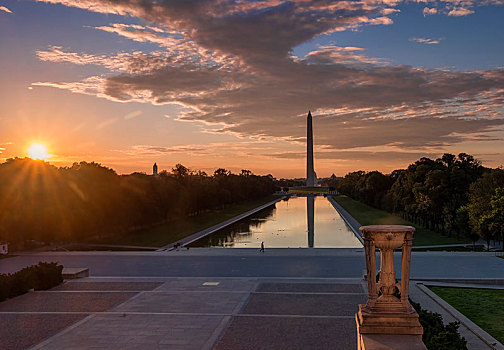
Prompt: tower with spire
<box><xmin>153</xmin><ymin>162</ymin><xmax>158</xmax><ymax>176</ymax></box>
<box><xmin>306</xmin><ymin>111</ymin><xmax>316</xmax><ymax>186</ymax></box>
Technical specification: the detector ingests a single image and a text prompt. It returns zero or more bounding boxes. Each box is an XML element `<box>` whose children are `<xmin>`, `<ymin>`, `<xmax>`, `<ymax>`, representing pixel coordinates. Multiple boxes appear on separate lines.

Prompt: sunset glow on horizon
<box><xmin>1</xmin><ymin>1</ymin><xmax>504</xmax><ymax>177</ymax></box>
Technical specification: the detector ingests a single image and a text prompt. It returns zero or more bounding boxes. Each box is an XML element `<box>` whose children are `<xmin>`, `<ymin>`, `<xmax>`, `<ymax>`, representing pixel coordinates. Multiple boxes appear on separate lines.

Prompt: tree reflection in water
<box><xmin>189</xmin><ymin>205</ymin><xmax>276</xmax><ymax>247</ymax></box>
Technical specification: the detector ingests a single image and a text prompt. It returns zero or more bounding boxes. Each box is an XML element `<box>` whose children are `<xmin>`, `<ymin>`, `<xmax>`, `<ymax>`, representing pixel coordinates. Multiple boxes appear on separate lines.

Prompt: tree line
<box><xmin>0</xmin><ymin>158</ymin><xmax>276</xmax><ymax>248</ymax></box>
<box><xmin>330</xmin><ymin>153</ymin><xmax>504</xmax><ymax>247</ymax></box>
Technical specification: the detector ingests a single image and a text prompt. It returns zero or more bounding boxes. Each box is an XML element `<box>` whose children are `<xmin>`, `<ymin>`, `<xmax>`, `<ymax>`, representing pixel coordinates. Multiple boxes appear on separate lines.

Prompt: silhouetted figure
<box><xmin>260</xmin><ymin>241</ymin><xmax>265</xmax><ymax>253</ymax></box>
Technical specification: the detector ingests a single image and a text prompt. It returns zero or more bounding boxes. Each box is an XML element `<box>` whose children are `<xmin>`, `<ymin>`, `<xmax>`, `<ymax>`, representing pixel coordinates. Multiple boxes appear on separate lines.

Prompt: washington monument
<box><xmin>306</xmin><ymin>111</ymin><xmax>316</xmax><ymax>186</ymax></box>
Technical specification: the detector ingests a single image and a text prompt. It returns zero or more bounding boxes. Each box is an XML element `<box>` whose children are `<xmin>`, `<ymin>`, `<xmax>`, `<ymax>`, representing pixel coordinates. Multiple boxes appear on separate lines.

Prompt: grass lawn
<box><xmin>333</xmin><ymin>195</ymin><xmax>470</xmax><ymax>246</ymax></box>
<box><xmin>429</xmin><ymin>287</ymin><xmax>504</xmax><ymax>344</ymax></box>
<box><xmin>95</xmin><ymin>195</ymin><xmax>279</xmax><ymax>247</ymax></box>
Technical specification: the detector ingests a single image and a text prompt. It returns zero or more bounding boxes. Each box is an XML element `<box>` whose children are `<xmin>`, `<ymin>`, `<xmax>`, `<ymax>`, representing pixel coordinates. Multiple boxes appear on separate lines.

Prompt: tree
<box><xmin>171</xmin><ymin>164</ymin><xmax>190</xmax><ymax>179</ymax></box>
<box><xmin>487</xmin><ymin>188</ymin><xmax>504</xmax><ymax>248</ymax></box>
<box><xmin>214</xmin><ymin>168</ymin><xmax>231</xmax><ymax>177</ymax></box>
<box><xmin>0</xmin><ymin>158</ymin><xmax>276</xmax><ymax>248</ymax></box>
<box><xmin>467</xmin><ymin>170</ymin><xmax>504</xmax><ymax>248</ymax></box>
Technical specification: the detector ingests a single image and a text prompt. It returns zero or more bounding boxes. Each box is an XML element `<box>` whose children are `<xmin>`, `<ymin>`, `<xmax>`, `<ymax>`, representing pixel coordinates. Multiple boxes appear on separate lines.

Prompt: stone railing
<box><xmin>356</xmin><ymin>225</ymin><xmax>426</xmax><ymax>350</ymax></box>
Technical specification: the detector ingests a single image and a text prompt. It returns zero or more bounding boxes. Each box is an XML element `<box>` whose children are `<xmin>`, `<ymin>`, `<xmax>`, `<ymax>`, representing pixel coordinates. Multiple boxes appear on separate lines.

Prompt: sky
<box><xmin>0</xmin><ymin>0</ymin><xmax>503</xmax><ymax>178</ymax></box>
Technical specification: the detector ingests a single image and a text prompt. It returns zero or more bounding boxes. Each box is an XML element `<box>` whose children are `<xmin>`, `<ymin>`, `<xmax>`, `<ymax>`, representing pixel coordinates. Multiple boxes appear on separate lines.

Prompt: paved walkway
<box><xmin>3</xmin><ymin>249</ymin><xmax>504</xmax><ymax>279</ymax></box>
<box><xmin>2</xmin><ymin>251</ymin><xmax>504</xmax><ymax>349</ymax></box>
<box><xmin>1</xmin><ymin>277</ymin><xmax>366</xmax><ymax>350</ymax></box>
<box><xmin>1</xmin><ymin>275</ymin><xmax>501</xmax><ymax>349</ymax></box>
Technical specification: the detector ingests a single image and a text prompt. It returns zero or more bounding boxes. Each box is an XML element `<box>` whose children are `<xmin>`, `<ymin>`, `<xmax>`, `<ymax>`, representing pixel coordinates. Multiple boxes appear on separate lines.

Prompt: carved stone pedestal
<box><xmin>356</xmin><ymin>225</ymin><xmax>425</xmax><ymax>350</ymax></box>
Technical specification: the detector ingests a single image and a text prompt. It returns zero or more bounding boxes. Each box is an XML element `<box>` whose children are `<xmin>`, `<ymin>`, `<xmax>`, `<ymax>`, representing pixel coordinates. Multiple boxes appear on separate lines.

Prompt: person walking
<box><xmin>260</xmin><ymin>241</ymin><xmax>265</xmax><ymax>253</ymax></box>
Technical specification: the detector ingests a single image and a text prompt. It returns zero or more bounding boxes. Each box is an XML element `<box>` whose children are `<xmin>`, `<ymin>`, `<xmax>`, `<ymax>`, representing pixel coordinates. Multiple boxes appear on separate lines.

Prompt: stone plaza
<box><xmin>1</xmin><ymin>247</ymin><xmax>504</xmax><ymax>349</ymax></box>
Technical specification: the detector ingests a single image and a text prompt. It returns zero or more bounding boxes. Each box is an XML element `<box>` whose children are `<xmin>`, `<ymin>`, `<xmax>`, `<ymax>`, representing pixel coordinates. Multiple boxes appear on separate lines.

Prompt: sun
<box><xmin>27</xmin><ymin>143</ymin><xmax>50</xmax><ymax>160</ymax></box>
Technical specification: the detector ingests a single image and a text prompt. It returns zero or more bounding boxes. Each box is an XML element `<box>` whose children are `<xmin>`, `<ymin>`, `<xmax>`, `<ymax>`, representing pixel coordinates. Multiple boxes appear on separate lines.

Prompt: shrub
<box><xmin>410</xmin><ymin>300</ymin><xmax>468</xmax><ymax>350</ymax></box>
<box><xmin>0</xmin><ymin>262</ymin><xmax>63</xmax><ymax>302</ymax></box>
<box><xmin>32</xmin><ymin>262</ymin><xmax>64</xmax><ymax>290</ymax></box>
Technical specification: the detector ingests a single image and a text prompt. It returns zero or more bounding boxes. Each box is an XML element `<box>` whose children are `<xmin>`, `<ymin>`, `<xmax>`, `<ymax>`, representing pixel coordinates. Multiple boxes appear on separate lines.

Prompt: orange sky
<box><xmin>1</xmin><ymin>0</ymin><xmax>504</xmax><ymax>178</ymax></box>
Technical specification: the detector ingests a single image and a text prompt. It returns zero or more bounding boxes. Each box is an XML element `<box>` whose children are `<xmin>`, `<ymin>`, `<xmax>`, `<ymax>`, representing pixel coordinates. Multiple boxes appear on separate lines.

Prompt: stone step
<box><xmin>62</xmin><ymin>267</ymin><xmax>89</xmax><ymax>279</ymax></box>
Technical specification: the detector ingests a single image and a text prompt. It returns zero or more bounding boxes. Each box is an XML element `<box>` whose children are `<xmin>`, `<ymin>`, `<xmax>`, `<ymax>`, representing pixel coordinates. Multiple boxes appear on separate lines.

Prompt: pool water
<box><xmin>190</xmin><ymin>196</ymin><xmax>362</xmax><ymax>248</ymax></box>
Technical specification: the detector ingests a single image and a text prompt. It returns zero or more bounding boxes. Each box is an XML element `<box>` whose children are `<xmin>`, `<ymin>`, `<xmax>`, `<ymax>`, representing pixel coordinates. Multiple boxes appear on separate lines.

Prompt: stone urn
<box><xmin>356</xmin><ymin>225</ymin><xmax>423</xmax><ymax>336</ymax></box>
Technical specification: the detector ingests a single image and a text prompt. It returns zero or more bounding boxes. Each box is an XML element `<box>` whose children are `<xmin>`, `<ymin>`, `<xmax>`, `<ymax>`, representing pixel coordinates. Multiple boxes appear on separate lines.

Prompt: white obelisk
<box><xmin>306</xmin><ymin>111</ymin><xmax>315</xmax><ymax>186</ymax></box>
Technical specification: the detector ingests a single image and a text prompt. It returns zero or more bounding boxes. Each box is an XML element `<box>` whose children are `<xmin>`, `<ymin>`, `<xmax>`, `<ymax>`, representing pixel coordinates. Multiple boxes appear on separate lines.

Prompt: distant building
<box><xmin>0</xmin><ymin>242</ymin><xmax>8</xmax><ymax>255</ymax></box>
<box><xmin>266</xmin><ymin>174</ymin><xmax>276</xmax><ymax>181</ymax></box>
<box><xmin>153</xmin><ymin>163</ymin><xmax>158</xmax><ymax>176</ymax></box>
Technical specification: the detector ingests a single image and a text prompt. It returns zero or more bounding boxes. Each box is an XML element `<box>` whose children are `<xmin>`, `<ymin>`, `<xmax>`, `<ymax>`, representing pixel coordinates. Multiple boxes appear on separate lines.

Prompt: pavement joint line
<box><xmin>231</xmin><ymin>284</ymin><xmax>256</xmax><ymax>315</ymax></box>
<box><xmin>1</xmin><ymin>311</ymin><xmax>95</xmax><ymax>315</ymax></box>
<box><xmin>132</xmin><ymin>290</ymin><xmax>250</xmax><ymax>294</ymax></box>
<box><xmin>251</xmin><ymin>291</ymin><xmax>365</xmax><ymax>295</ymax></box>
<box><xmin>414</xmin><ymin>281</ymin><xmax>504</xmax><ymax>290</ymax></box>
<box><xmin>151</xmin><ymin>281</ymin><xmax>169</xmax><ymax>292</ymax></box>
<box><xmin>201</xmin><ymin>315</ymin><xmax>232</xmax><ymax>350</ymax></box>
<box><xmin>86</xmin><ymin>276</ymin><xmax>366</xmax><ymax>280</ymax></box>
<box><xmin>411</xmin><ymin>278</ymin><xmax>504</xmax><ymax>285</ymax></box>
<box><xmin>28</xmin><ymin>313</ymin><xmax>95</xmax><ymax>350</ymax></box>
<box><xmin>236</xmin><ymin>314</ymin><xmax>356</xmax><ymax>319</ymax></box>
<box><xmin>37</xmin><ymin>290</ymin><xmax>252</xmax><ymax>294</ymax></box>
<box><xmin>108</xmin><ymin>290</ymin><xmax>147</xmax><ymax>312</ymax></box>
<box><xmin>35</xmin><ymin>290</ymin><xmax>158</xmax><ymax>293</ymax></box>
<box><xmin>36</xmin><ymin>290</ymin><xmax>366</xmax><ymax>295</ymax></box>
<box><xmin>0</xmin><ymin>311</ymin><xmax>358</xmax><ymax>318</ymax></box>
<box><xmin>416</xmin><ymin>282</ymin><xmax>504</xmax><ymax>350</ymax></box>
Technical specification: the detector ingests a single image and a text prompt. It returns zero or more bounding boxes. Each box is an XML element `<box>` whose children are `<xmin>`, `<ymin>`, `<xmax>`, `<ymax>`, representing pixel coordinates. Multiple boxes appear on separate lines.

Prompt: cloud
<box><xmin>409</xmin><ymin>37</ymin><xmax>443</xmax><ymax>45</ymax></box>
<box><xmin>0</xmin><ymin>6</ymin><xmax>13</xmax><ymax>13</ymax></box>
<box><xmin>96</xmin><ymin>117</ymin><xmax>118</xmax><ymax>129</ymax></box>
<box><xmin>119</xmin><ymin>140</ymin><xmax>278</xmax><ymax>158</ymax></box>
<box><xmin>302</xmin><ymin>45</ymin><xmax>387</xmax><ymax>66</ymax></box>
<box><xmin>123</xmin><ymin>110</ymin><xmax>142</xmax><ymax>120</ymax></box>
<box><xmin>31</xmin><ymin>0</ymin><xmax>504</xmax><ymax>154</ymax></box>
<box><xmin>419</xmin><ymin>1</ymin><xmax>502</xmax><ymax>17</ymax></box>
<box><xmin>447</xmin><ymin>7</ymin><xmax>475</xmax><ymax>16</ymax></box>
<box><xmin>423</xmin><ymin>7</ymin><xmax>438</xmax><ymax>16</ymax></box>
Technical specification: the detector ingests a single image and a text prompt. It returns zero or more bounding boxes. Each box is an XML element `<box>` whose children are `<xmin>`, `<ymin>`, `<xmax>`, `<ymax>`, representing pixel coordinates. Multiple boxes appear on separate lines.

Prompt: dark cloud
<box><xmin>33</xmin><ymin>0</ymin><xmax>504</xmax><ymax>153</ymax></box>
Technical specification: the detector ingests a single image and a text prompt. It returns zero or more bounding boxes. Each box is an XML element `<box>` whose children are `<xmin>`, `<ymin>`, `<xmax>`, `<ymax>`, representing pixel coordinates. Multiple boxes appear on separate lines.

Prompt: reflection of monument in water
<box><xmin>307</xmin><ymin>195</ymin><xmax>314</xmax><ymax>248</ymax></box>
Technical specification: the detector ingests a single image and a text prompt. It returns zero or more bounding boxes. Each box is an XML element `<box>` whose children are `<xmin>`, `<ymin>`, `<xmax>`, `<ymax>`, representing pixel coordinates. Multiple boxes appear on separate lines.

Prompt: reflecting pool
<box><xmin>190</xmin><ymin>196</ymin><xmax>362</xmax><ymax>248</ymax></box>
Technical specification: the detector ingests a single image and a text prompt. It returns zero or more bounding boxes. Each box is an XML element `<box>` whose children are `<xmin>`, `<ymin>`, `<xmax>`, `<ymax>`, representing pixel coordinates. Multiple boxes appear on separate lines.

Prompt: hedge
<box><xmin>411</xmin><ymin>300</ymin><xmax>468</xmax><ymax>350</ymax></box>
<box><xmin>0</xmin><ymin>262</ymin><xmax>63</xmax><ymax>301</ymax></box>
